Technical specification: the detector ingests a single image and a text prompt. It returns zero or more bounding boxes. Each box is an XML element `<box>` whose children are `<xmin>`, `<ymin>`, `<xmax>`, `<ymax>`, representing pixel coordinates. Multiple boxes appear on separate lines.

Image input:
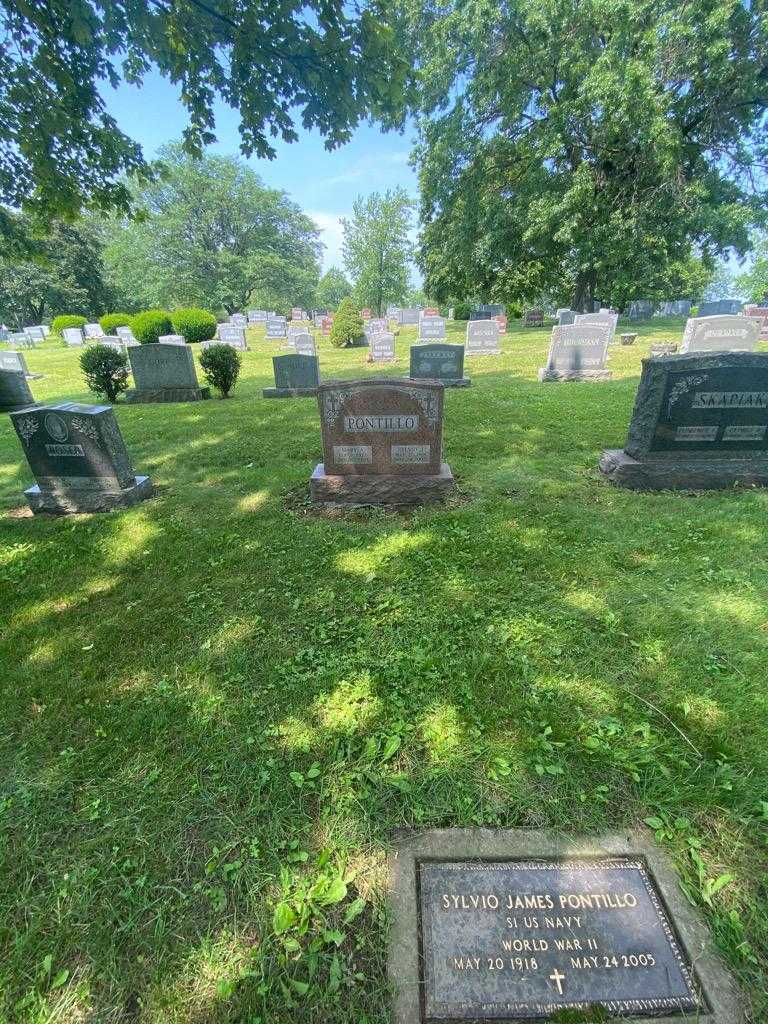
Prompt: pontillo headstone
<box><xmin>10</xmin><ymin>402</ymin><xmax>153</xmax><ymax>513</ymax></box>
<box><xmin>600</xmin><ymin>351</ymin><xmax>768</xmax><ymax>489</ymax></box>
<box><xmin>389</xmin><ymin>829</ymin><xmax>742</xmax><ymax>1024</ymax></box>
<box><xmin>310</xmin><ymin>379</ymin><xmax>454</xmax><ymax>505</ymax></box>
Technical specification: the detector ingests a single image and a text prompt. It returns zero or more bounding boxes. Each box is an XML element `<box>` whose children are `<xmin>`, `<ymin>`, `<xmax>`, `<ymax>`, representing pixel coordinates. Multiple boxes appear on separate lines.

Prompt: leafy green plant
<box><xmin>100</xmin><ymin>312</ymin><xmax>133</xmax><ymax>334</ymax></box>
<box><xmin>170</xmin><ymin>307</ymin><xmax>217</xmax><ymax>343</ymax></box>
<box><xmin>131</xmin><ymin>310</ymin><xmax>173</xmax><ymax>344</ymax></box>
<box><xmin>51</xmin><ymin>314</ymin><xmax>87</xmax><ymax>333</ymax></box>
<box><xmin>79</xmin><ymin>344</ymin><xmax>130</xmax><ymax>402</ymax></box>
<box><xmin>198</xmin><ymin>343</ymin><xmax>241</xmax><ymax>397</ymax></box>
<box><xmin>452</xmin><ymin>302</ymin><xmax>471</xmax><ymax>320</ymax></box>
<box><xmin>329</xmin><ymin>298</ymin><xmax>365</xmax><ymax>348</ymax></box>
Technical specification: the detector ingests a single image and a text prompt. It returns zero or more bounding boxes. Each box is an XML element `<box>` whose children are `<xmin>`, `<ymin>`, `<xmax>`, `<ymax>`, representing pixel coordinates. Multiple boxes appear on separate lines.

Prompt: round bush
<box><xmin>199</xmin><ymin>343</ymin><xmax>242</xmax><ymax>398</ymax></box>
<box><xmin>329</xmin><ymin>298</ymin><xmax>365</xmax><ymax>348</ymax></box>
<box><xmin>52</xmin><ymin>314</ymin><xmax>87</xmax><ymax>334</ymax></box>
<box><xmin>171</xmin><ymin>308</ymin><xmax>217</xmax><ymax>343</ymax></box>
<box><xmin>452</xmin><ymin>302</ymin><xmax>471</xmax><ymax>320</ymax></box>
<box><xmin>79</xmin><ymin>344</ymin><xmax>130</xmax><ymax>402</ymax></box>
<box><xmin>100</xmin><ymin>312</ymin><xmax>133</xmax><ymax>334</ymax></box>
<box><xmin>131</xmin><ymin>309</ymin><xmax>173</xmax><ymax>344</ymax></box>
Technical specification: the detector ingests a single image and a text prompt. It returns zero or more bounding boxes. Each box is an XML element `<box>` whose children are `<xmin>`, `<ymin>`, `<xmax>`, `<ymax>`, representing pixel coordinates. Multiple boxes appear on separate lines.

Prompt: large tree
<box><xmin>396</xmin><ymin>0</ymin><xmax>768</xmax><ymax>310</ymax></box>
<box><xmin>101</xmin><ymin>146</ymin><xmax>321</xmax><ymax>314</ymax></box>
<box><xmin>342</xmin><ymin>188</ymin><xmax>413</xmax><ymax>314</ymax></box>
<box><xmin>315</xmin><ymin>266</ymin><xmax>353</xmax><ymax>309</ymax></box>
<box><xmin>0</xmin><ymin>0</ymin><xmax>406</xmax><ymax>225</ymax></box>
<box><xmin>0</xmin><ymin>215</ymin><xmax>109</xmax><ymax>327</ymax></box>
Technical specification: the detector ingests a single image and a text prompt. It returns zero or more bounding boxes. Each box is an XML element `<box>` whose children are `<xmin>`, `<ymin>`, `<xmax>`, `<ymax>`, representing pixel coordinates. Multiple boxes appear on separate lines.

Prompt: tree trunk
<box><xmin>572</xmin><ymin>269</ymin><xmax>597</xmax><ymax>311</ymax></box>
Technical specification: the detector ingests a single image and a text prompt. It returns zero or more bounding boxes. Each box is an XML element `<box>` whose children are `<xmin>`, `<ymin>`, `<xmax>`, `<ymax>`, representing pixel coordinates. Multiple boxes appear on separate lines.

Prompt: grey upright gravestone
<box><xmin>126</xmin><ymin>343</ymin><xmax>210</xmax><ymax>403</ymax></box>
<box><xmin>600</xmin><ymin>351</ymin><xmax>768</xmax><ymax>489</ymax></box>
<box><xmin>310</xmin><ymin>379</ymin><xmax>454</xmax><ymax>506</ymax></box>
<box><xmin>263</xmin><ymin>354</ymin><xmax>320</xmax><ymax>397</ymax></box>
<box><xmin>539</xmin><ymin>324</ymin><xmax>611</xmax><ymax>381</ymax></box>
<box><xmin>410</xmin><ymin>343</ymin><xmax>470</xmax><ymax>387</ymax></box>
<box><xmin>10</xmin><ymin>402</ymin><xmax>153</xmax><ymax>513</ymax></box>
<box><xmin>389</xmin><ymin>829</ymin><xmax>742</xmax><ymax>1024</ymax></box>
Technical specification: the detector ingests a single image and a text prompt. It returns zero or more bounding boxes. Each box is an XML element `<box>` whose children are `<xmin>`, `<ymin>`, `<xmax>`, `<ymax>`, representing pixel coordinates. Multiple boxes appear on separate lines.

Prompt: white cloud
<box><xmin>310</xmin><ymin>211</ymin><xmax>346</xmax><ymax>272</ymax></box>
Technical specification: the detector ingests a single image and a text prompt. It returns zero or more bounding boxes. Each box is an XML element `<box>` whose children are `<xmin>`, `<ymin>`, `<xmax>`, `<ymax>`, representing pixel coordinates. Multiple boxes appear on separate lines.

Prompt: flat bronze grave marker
<box><xmin>390</xmin><ymin>830</ymin><xmax>742</xmax><ymax>1024</ymax></box>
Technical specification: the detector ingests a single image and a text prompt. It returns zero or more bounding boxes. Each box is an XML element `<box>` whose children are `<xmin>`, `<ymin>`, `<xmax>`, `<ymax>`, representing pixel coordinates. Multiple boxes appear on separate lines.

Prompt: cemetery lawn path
<box><xmin>0</xmin><ymin>320</ymin><xmax>766</xmax><ymax>1022</ymax></box>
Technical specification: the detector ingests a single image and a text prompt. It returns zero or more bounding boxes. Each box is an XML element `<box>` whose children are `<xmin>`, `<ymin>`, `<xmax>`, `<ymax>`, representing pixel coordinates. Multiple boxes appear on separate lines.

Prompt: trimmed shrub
<box><xmin>171</xmin><ymin>307</ymin><xmax>217</xmax><ymax>343</ymax></box>
<box><xmin>80</xmin><ymin>344</ymin><xmax>130</xmax><ymax>402</ymax></box>
<box><xmin>199</xmin><ymin>343</ymin><xmax>241</xmax><ymax>398</ymax></box>
<box><xmin>329</xmin><ymin>298</ymin><xmax>365</xmax><ymax>348</ymax></box>
<box><xmin>100</xmin><ymin>312</ymin><xmax>133</xmax><ymax>334</ymax></box>
<box><xmin>452</xmin><ymin>303</ymin><xmax>471</xmax><ymax>321</ymax></box>
<box><xmin>52</xmin><ymin>314</ymin><xmax>87</xmax><ymax>334</ymax></box>
<box><xmin>131</xmin><ymin>309</ymin><xmax>173</xmax><ymax>344</ymax></box>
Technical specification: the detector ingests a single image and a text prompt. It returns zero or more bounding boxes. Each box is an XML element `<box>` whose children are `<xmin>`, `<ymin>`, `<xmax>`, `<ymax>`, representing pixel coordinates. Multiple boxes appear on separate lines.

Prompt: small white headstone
<box><xmin>539</xmin><ymin>323</ymin><xmax>611</xmax><ymax>380</ymax></box>
<box><xmin>84</xmin><ymin>323</ymin><xmax>104</xmax><ymax>340</ymax></box>
<box><xmin>62</xmin><ymin>327</ymin><xmax>84</xmax><ymax>347</ymax></box>
<box><xmin>370</xmin><ymin>332</ymin><xmax>395</xmax><ymax>362</ymax></box>
<box><xmin>216</xmin><ymin>325</ymin><xmax>248</xmax><ymax>350</ymax></box>
<box><xmin>466</xmin><ymin>320</ymin><xmax>500</xmax><ymax>355</ymax></box>
<box><xmin>159</xmin><ymin>334</ymin><xmax>187</xmax><ymax>346</ymax></box>
<box><xmin>419</xmin><ymin>316</ymin><xmax>446</xmax><ymax>341</ymax></box>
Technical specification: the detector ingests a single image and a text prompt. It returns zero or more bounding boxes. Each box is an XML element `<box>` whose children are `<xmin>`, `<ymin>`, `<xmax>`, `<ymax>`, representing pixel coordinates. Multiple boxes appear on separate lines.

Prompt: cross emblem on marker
<box><xmin>549</xmin><ymin>969</ymin><xmax>566</xmax><ymax>996</ymax></box>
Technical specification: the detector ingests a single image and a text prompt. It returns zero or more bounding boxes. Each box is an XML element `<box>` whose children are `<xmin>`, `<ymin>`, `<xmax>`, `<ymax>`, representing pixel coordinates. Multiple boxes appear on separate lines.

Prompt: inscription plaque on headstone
<box><xmin>419</xmin><ymin>858</ymin><xmax>699</xmax><ymax>1020</ymax></box>
<box><xmin>310</xmin><ymin>379</ymin><xmax>454</xmax><ymax>505</ymax></box>
<box><xmin>126</xmin><ymin>343</ymin><xmax>210</xmax><ymax>403</ymax></box>
<box><xmin>410</xmin><ymin>343</ymin><xmax>470</xmax><ymax>387</ymax></box>
<box><xmin>10</xmin><ymin>401</ymin><xmax>153</xmax><ymax>513</ymax></box>
<box><xmin>466</xmin><ymin>320</ymin><xmax>500</xmax><ymax>355</ymax></box>
<box><xmin>389</xmin><ymin>830</ymin><xmax>742</xmax><ymax>1024</ymax></box>
<box><xmin>600</xmin><ymin>352</ymin><xmax>768</xmax><ymax>489</ymax></box>
<box><xmin>263</xmin><ymin>354</ymin><xmax>320</xmax><ymax>397</ymax></box>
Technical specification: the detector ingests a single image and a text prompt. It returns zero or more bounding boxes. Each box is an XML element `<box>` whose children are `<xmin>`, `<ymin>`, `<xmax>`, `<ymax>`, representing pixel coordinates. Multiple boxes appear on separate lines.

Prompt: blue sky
<box><xmin>104</xmin><ymin>70</ymin><xmax>420</xmax><ymax>274</ymax></box>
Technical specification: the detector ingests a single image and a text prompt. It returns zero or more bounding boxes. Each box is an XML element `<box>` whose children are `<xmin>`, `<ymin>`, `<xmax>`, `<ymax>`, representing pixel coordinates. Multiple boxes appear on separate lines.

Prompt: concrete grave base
<box><xmin>310</xmin><ymin>462</ymin><xmax>455</xmax><ymax>507</ymax></box>
<box><xmin>125</xmin><ymin>387</ymin><xmax>210</xmax><ymax>403</ymax></box>
<box><xmin>24</xmin><ymin>475</ymin><xmax>153</xmax><ymax>514</ymax></box>
<box><xmin>599</xmin><ymin>449</ymin><xmax>768</xmax><ymax>491</ymax></box>
<box><xmin>262</xmin><ymin>387</ymin><xmax>319</xmax><ymax>398</ymax></box>
<box><xmin>389</xmin><ymin>828</ymin><xmax>743</xmax><ymax>1024</ymax></box>
<box><xmin>412</xmin><ymin>377</ymin><xmax>471</xmax><ymax>388</ymax></box>
<box><xmin>538</xmin><ymin>367</ymin><xmax>612</xmax><ymax>382</ymax></box>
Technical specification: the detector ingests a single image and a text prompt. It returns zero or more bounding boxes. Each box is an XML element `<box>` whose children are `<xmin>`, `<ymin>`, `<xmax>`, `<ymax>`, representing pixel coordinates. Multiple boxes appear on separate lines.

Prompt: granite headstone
<box><xmin>698</xmin><ymin>300</ymin><xmax>743</xmax><ymax>317</ymax></box>
<box><xmin>126</xmin><ymin>343</ymin><xmax>209</xmax><ymax>403</ymax></box>
<box><xmin>10</xmin><ymin>401</ymin><xmax>153</xmax><ymax>513</ymax></box>
<box><xmin>0</xmin><ymin>369</ymin><xmax>37</xmax><ymax>412</ymax></box>
<box><xmin>62</xmin><ymin>327</ymin><xmax>85</xmax><ymax>347</ymax></box>
<box><xmin>310</xmin><ymin>379</ymin><xmax>454</xmax><ymax>505</ymax></box>
<box><xmin>410</xmin><ymin>343</ymin><xmax>469</xmax><ymax>387</ymax></box>
<box><xmin>466</xmin><ymin>320</ymin><xmax>501</xmax><ymax>355</ymax></box>
<box><xmin>263</xmin><ymin>354</ymin><xmax>320</xmax><ymax>398</ymax></box>
<box><xmin>419</xmin><ymin>316</ymin><xmax>447</xmax><ymax>341</ymax></box>
<box><xmin>216</xmin><ymin>325</ymin><xmax>248</xmax><ymax>350</ymax></box>
<box><xmin>538</xmin><ymin>324</ymin><xmax>611</xmax><ymax>381</ymax></box>
<box><xmin>680</xmin><ymin>315</ymin><xmax>758</xmax><ymax>354</ymax></box>
<box><xmin>84</xmin><ymin>323</ymin><xmax>104</xmax><ymax>340</ymax></box>
<box><xmin>600</xmin><ymin>351</ymin><xmax>768</xmax><ymax>489</ymax></box>
<box><xmin>370</xmin><ymin>332</ymin><xmax>396</xmax><ymax>362</ymax></box>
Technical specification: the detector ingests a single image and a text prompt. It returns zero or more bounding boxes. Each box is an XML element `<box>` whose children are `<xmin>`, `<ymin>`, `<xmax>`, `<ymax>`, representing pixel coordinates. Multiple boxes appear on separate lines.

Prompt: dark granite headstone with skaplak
<box><xmin>263</xmin><ymin>354</ymin><xmax>320</xmax><ymax>397</ymax></box>
<box><xmin>600</xmin><ymin>351</ymin><xmax>768</xmax><ymax>489</ymax></box>
<box><xmin>0</xmin><ymin>369</ymin><xmax>37</xmax><ymax>411</ymax></box>
<box><xmin>10</xmin><ymin>402</ymin><xmax>152</xmax><ymax>513</ymax></box>
<box><xmin>310</xmin><ymin>378</ymin><xmax>454</xmax><ymax>505</ymax></box>
<box><xmin>126</xmin><ymin>343</ymin><xmax>209</xmax><ymax>403</ymax></box>
<box><xmin>410</xmin><ymin>343</ymin><xmax>470</xmax><ymax>387</ymax></box>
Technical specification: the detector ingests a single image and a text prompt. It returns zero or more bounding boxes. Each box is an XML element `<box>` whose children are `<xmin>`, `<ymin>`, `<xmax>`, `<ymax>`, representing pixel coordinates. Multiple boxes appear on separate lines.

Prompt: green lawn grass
<box><xmin>1</xmin><ymin>320</ymin><xmax>766</xmax><ymax>1023</ymax></box>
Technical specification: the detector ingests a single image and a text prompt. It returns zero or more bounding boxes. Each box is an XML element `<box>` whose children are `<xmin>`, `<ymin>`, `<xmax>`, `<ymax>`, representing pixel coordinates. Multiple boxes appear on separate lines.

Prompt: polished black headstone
<box><xmin>410</xmin><ymin>343</ymin><xmax>466</xmax><ymax>383</ymax></box>
<box><xmin>419</xmin><ymin>858</ymin><xmax>701</xmax><ymax>1021</ymax></box>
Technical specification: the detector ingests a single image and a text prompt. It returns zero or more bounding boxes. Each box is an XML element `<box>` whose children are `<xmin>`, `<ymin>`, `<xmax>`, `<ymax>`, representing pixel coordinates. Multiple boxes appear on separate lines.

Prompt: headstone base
<box><xmin>310</xmin><ymin>462</ymin><xmax>455</xmax><ymax>507</ymax></box>
<box><xmin>125</xmin><ymin>386</ymin><xmax>210</xmax><ymax>403</ymax></box>
<box><xmin>262</xmin><ymin>387</ymin><xmax>319</xmax><ymax>398</ymax></box>
<box><xmin>599</xmin><ymin>449</ymin><xmax>768</xmax><ymax>491</ymax></box>
<box><xmin>538</xmin><ymin>367</ymin><xmax>612</xmax><ymax>381</ymax></box>
<box><xmin>24</xmin><ymin>475</ymin><xmax>153</xmax><ymax>514</ymax></box>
